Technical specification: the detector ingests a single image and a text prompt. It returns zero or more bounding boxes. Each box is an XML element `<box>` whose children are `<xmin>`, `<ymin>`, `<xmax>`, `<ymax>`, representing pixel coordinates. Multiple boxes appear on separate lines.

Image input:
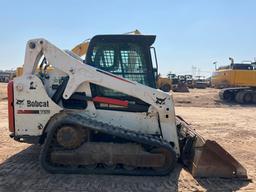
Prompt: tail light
<box><xmin>7</xmin><ymin>81</ymin><xmax>15</xmax><ymax>132</ymax></box>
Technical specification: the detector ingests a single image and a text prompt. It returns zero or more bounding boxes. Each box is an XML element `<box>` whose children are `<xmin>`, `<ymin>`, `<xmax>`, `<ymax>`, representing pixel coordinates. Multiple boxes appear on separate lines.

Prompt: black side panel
<box><xmin>51</xmin><ymin>77</ymin><xmax>69</xmax><ymax>104</ymax></box>
<box><xmin>51</xmin><ymin>76</ymin><xmax>88</xmax><ymax>110</ymax></box>
<box><xmin>62</xmin><ymin>92</ymin><xmax>88</xmax><ymax>109</ymax></box>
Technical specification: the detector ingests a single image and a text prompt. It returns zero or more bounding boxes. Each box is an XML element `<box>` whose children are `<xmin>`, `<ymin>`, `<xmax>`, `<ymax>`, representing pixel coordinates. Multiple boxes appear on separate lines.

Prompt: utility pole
<box><xmin>197</xmin><ymin>68</ymin><xmax>201</xmax><ymax>76</ymax></box>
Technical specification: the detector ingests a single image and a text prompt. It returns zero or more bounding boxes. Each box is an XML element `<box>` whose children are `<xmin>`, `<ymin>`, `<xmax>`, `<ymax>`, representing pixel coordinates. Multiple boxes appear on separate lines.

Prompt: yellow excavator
<box><xmin>156</xmin><ymin>76</ymin><xmax>173</xmax><ymax>92</ymax></box>
<box><xmin>212</xmin><ymin>58</ymin><xmax>256</xmax><ymax>104</ymax></box>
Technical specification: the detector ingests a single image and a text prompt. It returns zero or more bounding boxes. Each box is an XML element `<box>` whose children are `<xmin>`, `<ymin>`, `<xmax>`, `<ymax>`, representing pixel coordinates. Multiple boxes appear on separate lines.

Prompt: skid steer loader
<box><xmin>8</xmin><ymin>34</ymin><xmax>247</xmax><ymax>177</ymax></box>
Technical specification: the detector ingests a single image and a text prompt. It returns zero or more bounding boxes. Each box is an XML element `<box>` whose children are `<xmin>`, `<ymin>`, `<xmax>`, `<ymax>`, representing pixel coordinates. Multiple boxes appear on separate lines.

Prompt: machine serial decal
<box><xmin>17</xmin><ymin>110</ymin><xmax>50</xmax><ymax>114</ymax></box>
<box><xmin>96</xmin><ymin>69</ymin><xmax>135</xmax><ymax>84</ymax></box>
<box><xmin>27</xmin><ymin>100</ymin><xmax>49</xmax><ymax>107</ymax></box>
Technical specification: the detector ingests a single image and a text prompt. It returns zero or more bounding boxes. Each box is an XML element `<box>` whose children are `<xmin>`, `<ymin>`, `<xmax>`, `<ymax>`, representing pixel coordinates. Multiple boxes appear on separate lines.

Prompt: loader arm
<box><xmin>23</xmin><ymin>38</ymin><xmax>180</xmax><ymax>154</ymax></box>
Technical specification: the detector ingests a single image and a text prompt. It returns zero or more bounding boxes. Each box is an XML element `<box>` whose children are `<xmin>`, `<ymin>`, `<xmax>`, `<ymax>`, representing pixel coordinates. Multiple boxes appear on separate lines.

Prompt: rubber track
<box><xmin>40</xmin><ymin>111</ymin><xmax>177</xmax><ymax>176</ymax></box>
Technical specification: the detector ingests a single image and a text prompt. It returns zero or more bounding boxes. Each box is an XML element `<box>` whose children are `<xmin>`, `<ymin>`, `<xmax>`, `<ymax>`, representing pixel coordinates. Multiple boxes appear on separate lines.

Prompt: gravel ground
<box><xmin>0</xmin><ymin>85</ymin><xmax>255</xmax><ymax>191</ymax></box>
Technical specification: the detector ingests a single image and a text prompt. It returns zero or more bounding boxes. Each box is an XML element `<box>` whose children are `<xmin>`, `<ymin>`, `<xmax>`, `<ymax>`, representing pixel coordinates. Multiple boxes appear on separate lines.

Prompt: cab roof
<box><xmin>90</xmin><ymin>34</ymin><xmax>156</xmax><ymax>47</ymax></box>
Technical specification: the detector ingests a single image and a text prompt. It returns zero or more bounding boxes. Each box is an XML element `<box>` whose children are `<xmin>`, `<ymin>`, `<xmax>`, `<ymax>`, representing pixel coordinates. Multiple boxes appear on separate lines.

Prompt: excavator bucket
<box><xmin>177</xmin><ymin>116</ymin><xmax>247</xmax><ymax>178</ymax></box>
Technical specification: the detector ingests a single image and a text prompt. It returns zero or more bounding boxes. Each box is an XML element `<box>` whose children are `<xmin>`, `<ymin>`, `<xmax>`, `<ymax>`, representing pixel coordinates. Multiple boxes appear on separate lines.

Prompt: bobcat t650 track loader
<box><xmin>8</xmin><ymin>34</ymin><xmax>247</xmax><ymax>177</ymax></box>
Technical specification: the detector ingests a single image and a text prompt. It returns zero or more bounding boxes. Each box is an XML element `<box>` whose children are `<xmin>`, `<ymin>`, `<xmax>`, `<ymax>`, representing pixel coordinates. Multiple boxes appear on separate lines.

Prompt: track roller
<box><xmin>235</xmin><ymin>90</ymin><xmax>253</xmax><ymax>104</ymax></box>
<box><xmin>252</xmin><ymin>92</ymin><xmax>256</xmax><ymax>104</ymax></box>
<box><xmin>220</xmin><ymin>90</ymin><xmax>234</xmax><ymax>102</ymax></box>
<box><xmin>235</xmin><ymin>91</ymin><xmax>244</xmax><ymax>104</ymax></box>
<box><xmin>243</xmin><ymin>91</ymin><xmax>253</xmax><ymax>104</ymax></box>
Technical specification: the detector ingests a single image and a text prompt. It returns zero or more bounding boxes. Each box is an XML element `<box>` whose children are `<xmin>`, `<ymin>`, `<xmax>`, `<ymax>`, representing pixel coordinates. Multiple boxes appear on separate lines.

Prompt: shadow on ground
<box><xmin>0</xmin><ymin>145</ymin><xmax>250</xmax><ymax>192</ymax></box>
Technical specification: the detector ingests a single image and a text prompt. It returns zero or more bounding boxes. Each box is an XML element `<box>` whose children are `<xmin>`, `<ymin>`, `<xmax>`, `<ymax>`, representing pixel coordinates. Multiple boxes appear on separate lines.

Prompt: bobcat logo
<box><xmin>156</xmin><ymin>97</ymin><xmax>166</xmax><ymax>105</ymax></box>
<box><xmin>16</xmin><ymin>99</ymin><xmax>25</xmax><ymax>107</ymax></box>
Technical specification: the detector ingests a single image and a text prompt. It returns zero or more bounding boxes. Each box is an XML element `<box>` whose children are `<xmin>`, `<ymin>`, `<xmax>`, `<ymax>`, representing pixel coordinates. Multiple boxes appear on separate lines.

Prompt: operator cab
<box><xmin>84</xmin><ymin>35</ymin><xmax>158</xmax><ymax>111</ymax></box>
<box><xmin>85</xmin><ymin>35</ymin><xmax>157</xmax><ymax>87</ymax></box>
<box><xmin>231</xmin><ymin>63</ymin><xmax>254</xmax><ymax>70</ymax></box>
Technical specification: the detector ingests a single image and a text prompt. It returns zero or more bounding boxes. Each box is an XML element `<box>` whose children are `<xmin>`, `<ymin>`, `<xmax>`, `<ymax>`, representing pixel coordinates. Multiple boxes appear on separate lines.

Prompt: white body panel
<box><xmin>13</xmin><ymin>39</ymin><xmax>180</xmax><ymax>155</ymax></box>
<box><xmin>13</xmin><ymin>75</ymin><xmax>61</xmax><ymax>136</ymax></box>
<box><xmin>95</xmin><ymin>110</ymin><xmax>159</xmax><ymax>134</ymax></box>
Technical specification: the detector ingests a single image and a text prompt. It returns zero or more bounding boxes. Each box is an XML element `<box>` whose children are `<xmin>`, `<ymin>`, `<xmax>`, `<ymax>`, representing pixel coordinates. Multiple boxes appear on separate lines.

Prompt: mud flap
<box><xmin>177</xmin><ymin>116</ymin><xmax>247</xmax><ymax>178</ymax></box>
<box><xmin>190</xmin><ymin>140</ymin><xmax>247</xmax><ymax>178</ymax></box>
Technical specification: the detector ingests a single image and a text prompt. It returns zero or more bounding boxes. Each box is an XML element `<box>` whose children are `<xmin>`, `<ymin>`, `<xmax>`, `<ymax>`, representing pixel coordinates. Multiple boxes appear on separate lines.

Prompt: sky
<box><xmin>0</xmin><ymin>0</ymin><xmax>256</xmax><ymax>77</ymax></box>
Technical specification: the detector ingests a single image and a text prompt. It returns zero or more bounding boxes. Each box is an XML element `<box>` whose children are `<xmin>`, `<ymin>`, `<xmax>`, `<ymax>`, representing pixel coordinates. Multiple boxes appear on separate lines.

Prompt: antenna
<box><xmin>229</xmin><ymin>57</ymin><xmax>234</xmax><ymax>64</ymax></box>
<box><xmin>213</xmin><ymin>61</ymin><xmax>217</xmax><ymax>70</ymax></box>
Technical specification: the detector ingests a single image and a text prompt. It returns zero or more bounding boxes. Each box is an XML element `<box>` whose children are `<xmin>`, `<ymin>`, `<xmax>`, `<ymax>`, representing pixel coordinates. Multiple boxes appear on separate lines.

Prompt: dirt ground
<box><xmin>0</xmin><ymin>84</ymin><xmax>255</xmax><ymax>192</ymax></box>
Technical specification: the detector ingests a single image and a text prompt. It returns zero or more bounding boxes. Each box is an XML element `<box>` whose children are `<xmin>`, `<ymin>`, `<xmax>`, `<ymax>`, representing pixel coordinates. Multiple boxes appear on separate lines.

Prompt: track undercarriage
<box><xmin>40</xmin><ymin>111</ymin><xmax>177</xmax><ymax>175</ymax></box>
<box><xmin>220</xmin><ymin>87</ymin><xmax>256</xmax><ymax>104</ymax></box>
